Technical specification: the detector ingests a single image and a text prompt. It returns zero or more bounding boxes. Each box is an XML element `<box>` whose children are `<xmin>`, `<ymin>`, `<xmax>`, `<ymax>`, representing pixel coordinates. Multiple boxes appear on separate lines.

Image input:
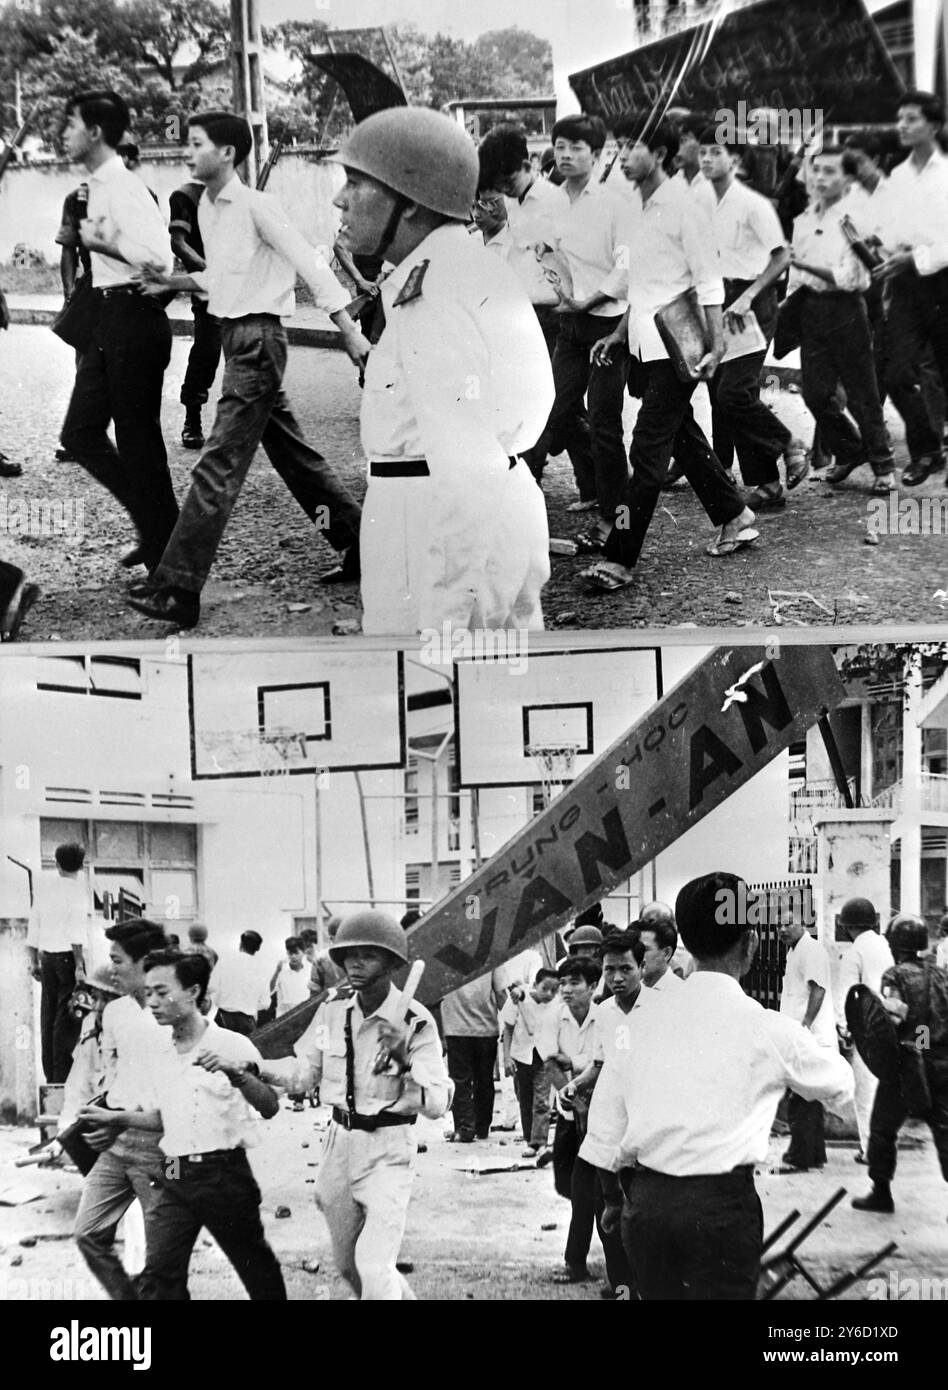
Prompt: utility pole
<box><xmin>230</xmin><ymin>0</ymin><xmax>269</xmax><ymax>186</ymax></box>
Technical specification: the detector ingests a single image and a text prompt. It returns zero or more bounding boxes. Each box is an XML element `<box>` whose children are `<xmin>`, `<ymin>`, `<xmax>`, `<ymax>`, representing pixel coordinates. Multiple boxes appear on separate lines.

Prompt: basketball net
<box><xmin>198</xmin><ymin>728</ymin><xmax>308</xmax><ymax>777</ymax></box>
<box><xmin>527</xmin><ymin>742</ymin><xmax>579</xmax><ymax>809</ymax></box>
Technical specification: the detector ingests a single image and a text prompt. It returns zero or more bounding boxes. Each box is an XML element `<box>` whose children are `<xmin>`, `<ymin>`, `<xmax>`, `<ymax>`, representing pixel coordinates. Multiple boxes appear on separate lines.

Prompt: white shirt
<box><xmin>209</xmin><ymin>951</ymin><xmax>271</xmax><ymax>1018</ymax></box>
<box><xmin>538</xmin><ymin>1000</ymin><xmax>599</xmax><ymax>1072</ymax></box>
<box><xmin>694</xmin><ymin>177</ymin><xmax>786</xmax><ymax>281</ymax></box>
<box><xmin>100</xmin><ymin>995</ymin><xmax>173</xmax><ymax>1111</ymax></box>
<box><xmin>780</xmin><ymin>932</ymin><xmax>837</xmax><ymax>1048</ymax></box>
<box><xmin>593</xmin><ymin>989</ymin><xmax>652</xmax><ymax>1065</ymax></box>
<box><xmin>547</xmin><ymin>179</ymin><xmax>629</xmax><ymax>317</ymax></box>
<box><xmin>788</xmin><ymin>200</ymin><xmax>870</xmax><ymax>294</ymax></box>
<box><xmin>839</xmin><ymin>177</ymin><xmax>894</xmax><ymax>246</ymax></box>
<box><xmin>581</xmin><ymin>989</ymin><xmax>651</xmax><ymax>1168</ymax></box>
<box><xmin>615</xmin><ymin>177</ymin><xmax>725</xmax><ymax>361</ymax></box>
<box><xmin>86</xmin><ymin>154</ymin><xmax>172</xmax><ymax>289</ymax></box>
<box><xmin>648</xmin><ymin>967</ymin><xmax>686</xmax><ymax>993</ymax></box>
<box><xmin>193</xmin><ymin>175</ymin><xmax>349</xmax><ymax>320</ymax></box>
<box><xmin>937</xmin><ymin>938</ymin><xmax>948</xmax><ymax>973</ymax></box>
<box><xmin>267</xmin><ymin>982</ymin><xmax>451</xmax><ymax>1121</ymax></box>
<box><xmin>500</xmin><ymin>991</ymin><xmax>555</xmax><ymax>1065</ymax></box>
<box><xmin>881</xmin><ymin>150</ymin><xmax>948</xmax><ymax>276</ymax></box>
<box><xmin>275</xmin><ymin>962</ymin><xmax>311</xmax><ymax>1017</ymax></box>
<box><xmin>505</xmin><ymin>177</ymin><xmax>564</xmax><ymax>305</ymax></box>
<box><xmin>835</xmin><ymin>930</ymin><xmax>895</xmax><ymax>1027</ymax></box>
<box><xmin>27</xmin><ymin>874</ymin><xmax>91</xmax><ymax>953</ymax></box>
<box><xmin>601</xmin><ymin>973</ymin><xmax>854</xmax><ymax>1175</ymax></box>
<box><xmin>144</xmin><ymin>1020</ymin><xmax>265</xmax><ymax>1157</ymax></box>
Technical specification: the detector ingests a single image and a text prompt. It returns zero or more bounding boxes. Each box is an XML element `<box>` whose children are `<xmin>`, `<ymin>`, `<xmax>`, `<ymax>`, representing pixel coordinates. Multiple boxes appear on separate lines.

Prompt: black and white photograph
<box><xmin>0</xmin><ymin>0</ymin><xmax>946</xmax><ymax>1359</ymax></box>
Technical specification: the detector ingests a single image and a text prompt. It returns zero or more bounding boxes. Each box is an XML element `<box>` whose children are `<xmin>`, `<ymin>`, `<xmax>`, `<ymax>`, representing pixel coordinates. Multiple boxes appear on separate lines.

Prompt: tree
<box><xmin>122</xmin><ymin>0</ymin><xmax>231</xmax><ymax>90</ymax></box>
<box><xmin>472</xmin><ymin>28</ymin><xmax>553</xmax><ymax>95</ymax></box>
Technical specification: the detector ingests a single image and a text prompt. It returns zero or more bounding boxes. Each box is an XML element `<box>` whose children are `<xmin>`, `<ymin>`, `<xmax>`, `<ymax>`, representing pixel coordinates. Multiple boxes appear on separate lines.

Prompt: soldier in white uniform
<box><xmin>834</xmin><ymin>897</ymin><xmax>894</xmax><ymax>1163</ymax></box>
<box><xmin>260</xmin><ymin>911</ymin><xmax>451</xmax><ymax>1300</ymax></box>
<box><xmin>331</xmin><ymin>107</ymin><xmax>555</xmax><ymax>636</ymax></box>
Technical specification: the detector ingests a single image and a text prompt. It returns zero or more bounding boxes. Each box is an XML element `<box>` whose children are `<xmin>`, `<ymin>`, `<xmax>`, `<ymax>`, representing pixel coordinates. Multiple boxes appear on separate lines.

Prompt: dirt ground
<box><xmin>1</xmin><ymin>1096</ymin><xmax>946</xmax><ymax>1303</ymax></box>
<box><xmin>1</xmin><ymin>323</ymin><xmax>946</xmax><ymax>640</ymax></box>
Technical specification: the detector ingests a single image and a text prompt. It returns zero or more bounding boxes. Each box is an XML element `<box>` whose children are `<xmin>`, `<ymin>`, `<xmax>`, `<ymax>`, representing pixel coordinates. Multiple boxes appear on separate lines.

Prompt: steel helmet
<box><xmin>886</xmin><ymin>914</ymin><xmax>929</xmax><ymax>958</ymax></box>
<box><xmin>329</xmin><ymin>910</ymin><xmax>409</xmax><ymax>967</ymax></box>
<box><xmin>331</xmin><ymin>107</ymin><xmax>478</xmax><ymax>220</ymax></box>
<box><xmin>836</xmin><ymin>897</ymin><xmax>879</xmax><ymax>931</ymax></box>
<box><xmin>569</xmin><ymin>924</ymin><xmax>604</xmax><ymax>949</ymax></box>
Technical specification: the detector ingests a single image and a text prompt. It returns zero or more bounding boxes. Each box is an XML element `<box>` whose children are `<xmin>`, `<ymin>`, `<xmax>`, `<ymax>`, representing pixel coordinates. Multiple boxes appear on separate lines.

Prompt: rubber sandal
<box><xmin>706</xmin><ymin>527</ymin><xmax>760</xmax><ymax>558</ymax></box>
<box><xmin>784</xmin><ymin>440</ymin><xmax>810</xmax><ymax>490</ymax></box>
<box><xmin>574</xmin><ymin>529</ymin><xmax>607</xmax><ymax>554</ymax></box>
<box><xmin>581</xmin><ymin>561</ymin><xmax>637</xmax><ymax>592</ymax></box>
<box><xmin>567</xmin><ymin>498</ymin><xmax>599</xmax><ymax>512</ymax></box>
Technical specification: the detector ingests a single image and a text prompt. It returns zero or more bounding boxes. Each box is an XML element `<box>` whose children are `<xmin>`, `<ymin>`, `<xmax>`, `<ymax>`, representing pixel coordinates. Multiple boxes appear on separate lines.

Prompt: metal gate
<box><xmin>742</xmin><ymin>879</ymin><xmax>815</xmax><ymax>1010</ymax></box>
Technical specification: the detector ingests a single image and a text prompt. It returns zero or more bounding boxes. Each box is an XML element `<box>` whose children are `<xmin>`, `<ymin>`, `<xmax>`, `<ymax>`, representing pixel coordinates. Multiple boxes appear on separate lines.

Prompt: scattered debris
<box><xmin>18</xmin><ymin>1236</ymin><xmax>37</xmax><ymax>1247</ymax></box>
<box><xmin>274</xmin><ymin>1206</ymin><xmax>292</xmax><ymax>1219</ymax></box>
<box><xmin>286</xmin><ymin>602</ymin><xmax>312</xmax><ymax>614</ymax></box>
<box><xmin>331</xmin><ymin>619</ymin><xmax>361</xmax><ymax>636</ymax></box>
<box><xmin>396</xmin><ymin>1259</ymin><xmax>414</xmax><ymax>1274</ymax></box>
<box><xmin>549</xmin><ymin>538</ymin><xmax>577</xmax><ymax>556</ymax></box>
<box><xmin>767</xmin><ymin>589</ymin><xmax>834</xmax><ymax>625</ymax></box>
<box><xmin>724</xmin><ymin>591</ymin><xmax>742</xmax><ymax>604</ymax></box>
<box><xmin>301</xmin><ymin>1259</ymin><xmax>320</xmax><ymax>1275</ymax></box>
<box><xmin>865</xmin><ymin>530</ymin><xmax>880</xmax><ymax>546</ymax></box>
<box><xmin>554</xmin><ymin>610</ymin><xmax>578</xmax><ymax>625</ymax></box>
<box><xmin>9</xmin><ymin>1254</ymin><xmax>23</xmax><ymax>1266</ymax></box>
<box><xmin>541</xmin><ymin>1223</ymin><xmax>558</xmax><ymax>1231</ymax></box>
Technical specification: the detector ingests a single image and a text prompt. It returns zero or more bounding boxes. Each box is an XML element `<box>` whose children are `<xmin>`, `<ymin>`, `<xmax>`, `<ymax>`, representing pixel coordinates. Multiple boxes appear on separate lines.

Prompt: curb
<box><xmin>8</xmin><ymin>307</ymin><xmax>343</xmax><ymax>351</ymax></box>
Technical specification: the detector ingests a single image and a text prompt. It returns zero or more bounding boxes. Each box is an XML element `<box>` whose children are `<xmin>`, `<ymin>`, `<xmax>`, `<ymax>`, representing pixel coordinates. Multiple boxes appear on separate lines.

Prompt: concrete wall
<box><xmin>0</xmin><ymin>920</ymin><xmax>36</xmax><ymax>1124</ymax></box>
<box><xmin>0</xmin><ymin>153</ymin><xmax>346</xmax><ymax>266</ymax></box>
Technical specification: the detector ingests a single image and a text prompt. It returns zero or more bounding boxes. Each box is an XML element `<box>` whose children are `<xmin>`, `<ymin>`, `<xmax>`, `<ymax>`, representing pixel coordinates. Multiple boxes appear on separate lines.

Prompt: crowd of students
<box><xmin>4</xmin><ymin>89</ymin><xmax>948</xmax><ymax>639</ymax></box>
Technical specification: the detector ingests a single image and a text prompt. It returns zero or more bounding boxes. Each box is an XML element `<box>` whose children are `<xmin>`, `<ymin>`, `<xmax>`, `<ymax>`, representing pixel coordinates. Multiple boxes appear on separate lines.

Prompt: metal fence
<box><xmin>741</xmin><ymin>879</ymin><xmax>814</xmax><ymax>1011</ymax></box>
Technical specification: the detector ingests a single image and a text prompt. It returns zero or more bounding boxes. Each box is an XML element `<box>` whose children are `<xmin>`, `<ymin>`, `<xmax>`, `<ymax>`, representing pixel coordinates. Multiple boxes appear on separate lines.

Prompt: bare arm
<box><xmin>802</xmin><ymin>982</ymin><xmax>826</xmax><ymax>1031</ymax></box>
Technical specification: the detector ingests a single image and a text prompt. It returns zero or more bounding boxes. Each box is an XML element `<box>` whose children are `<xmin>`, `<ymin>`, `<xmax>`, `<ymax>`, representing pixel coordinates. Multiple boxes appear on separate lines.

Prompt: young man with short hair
<box><xmin>834</xmin><ymin>898</ymin><xmax>893</xmax><ymax>1163</ymax></box>
<box><xmin>876</xmin><ymin>91</ymin><xmax>948</xmax><ymax>485</ymax></box>
<box><xmin>59</xmin><ymin>90</ymin><xmax>178</xmax><ymax>575</ymax></box>
<box><xmin>272</xmin><ymin>935</ymin><xmax>311</xmax><ymax>1017</ymax></box>
<box><xmin>790</xmin><ymin>147</ymin><xmax>896</xmax><ymax>492</ymax></box>
<box><xmin>72</xmin><ymin>917</ymin><xmax>169</xmax><ymax>1300</ymax></box>
<box><xmin>27</xmin><ymin>841</ymin><xmax>91</xmax><ymax>1083</ymax></box>
<box><xmin>131</xmin><ymin>110</ymin><xmax>368</xmax><ymax>628</ymax></box>
<box><xmin>695</xmin><ymin>129</ymin><xmax>807</xmax><ymax>509</ymax></box>
<box><xmin>85</xmin><ymin>948</ymin><xmax>287</xmax><ymax>1300</ymax></box>
<box><xmin>539</xmin><ymin>955</ymin><xmax>602</xmax><ymax>1284</ymax></box>
<box><xmin>777</xmin><ymin>914</ymin><xmax>838</xmax><ymax>1172</ymax></box>
<box><xmin>208</xmin><ymin>928</ymin><xmax>271</xmax><ymax>1035</ymax></box>
<box><xmin>259</xmin><ymin>911</ymin><xmax>451</xmax><ymax>1300</ymax></box>
<box><xmin>501</xmin><ymin>967</ymin><xmax>559</xmax><ymax>1157</ymax></box>
<box><xmin>638</xmin><ymin>916</ymin><xmax>686</xmax><ymax>991</ymax></box>
<box><xmin>585</xmin><ymin>118</ymin><xmax>756</xmax><ymax>594</ymax></box>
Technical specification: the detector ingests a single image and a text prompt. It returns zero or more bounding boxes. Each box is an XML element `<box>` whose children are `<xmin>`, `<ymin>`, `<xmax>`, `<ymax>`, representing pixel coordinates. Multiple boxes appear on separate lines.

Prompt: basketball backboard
<box><xmin>187</xmin><ymin>649</ymin><xmax>405</xmax><ymax>779</ymax></box>
<box><xmin>454</xmin><ymin>648</ymin><xmax>661</xmax><ymax>788</ymax></box>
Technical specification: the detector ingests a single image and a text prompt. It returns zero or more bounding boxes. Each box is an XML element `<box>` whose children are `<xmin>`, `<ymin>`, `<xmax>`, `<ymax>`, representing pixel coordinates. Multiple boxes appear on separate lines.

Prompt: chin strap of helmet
<box><xmin>373</xmin><ymin>190</ymin><xmax>411</xmax><ymax>260</ymax></box>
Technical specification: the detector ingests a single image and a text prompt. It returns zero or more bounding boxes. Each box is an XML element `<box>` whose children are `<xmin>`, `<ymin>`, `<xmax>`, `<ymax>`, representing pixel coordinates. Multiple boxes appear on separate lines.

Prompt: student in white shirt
<box><xmin>209</xmin><ymin>929</ymin><xmax>272</xmax><ymax>1035</ymax></box>
<box><xmin>875</xmin><ymin>90</ymin><xmax>948</xmax><ymax>485</ymax></box>
<box><xmin>87</xmin><ymin>949</ymin><xmax>286</xmax><ymax>1301</ymax></box>
<box><xmin>586</xmin><ymin>117</ymin><xmax>756</xmax><ymax>595</ymax></box>
<box><xmin>27</xmin><ymin>841</ymin><xmax>91</xmax><ymax>1083</ymax></box>
<box><xmin>597</xmin><ymin>872</ymin><xmax>853</xmax><ymax>1300</ymax></box>
<box><xmin>834</xmin><ymin>898</ymin><xmax>894</xmax><ymax>1162</ymax></box>
<box><xmin>500</xmin><ymin>968</ymin><xmax>559</xmax><ymax>1156</ymax></box>
<box><xmin>789</xmin><ymin>147</ymin><xmax>896</xmax><ymax>492</ymax></box>
<box><xmin>777</xmin><ymin>915</ymin><xmax>837</xmax><ymax>1172</ymax></box>
<box><xmin>539</xmin><ymin>956</ymin><xmax>601</xmax><ymax>1284</ymax></box>
<box><xmin>638</xmin><ymin>915</ymin><xmax>687</xmax><ymax>991</ymax></box>
<box><xmin>695</xmin><ymin>128</ymin><xmax>806</xmax><ymax>510</ymax></box>
<box><xmin>131</xmin><ymin>110</ymin><xmax>368</xmax><ymax>629</ymax></box>
<box><xmin>271</xmin><ymin>935</ymin><xmax>313</xmax><ymax>1018</ymax></box>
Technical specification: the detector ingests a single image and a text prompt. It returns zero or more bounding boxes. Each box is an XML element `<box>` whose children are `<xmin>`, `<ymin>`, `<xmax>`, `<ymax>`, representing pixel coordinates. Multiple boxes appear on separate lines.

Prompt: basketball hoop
<box><xmin>198</xmin><ymin>728</ymin><xmax>308</xmax><ymax>777</ymax></box>
<box><xmin>527</xmin><ymin>742</ymin><xmax>579</xmax><ymax>808</ymax></box>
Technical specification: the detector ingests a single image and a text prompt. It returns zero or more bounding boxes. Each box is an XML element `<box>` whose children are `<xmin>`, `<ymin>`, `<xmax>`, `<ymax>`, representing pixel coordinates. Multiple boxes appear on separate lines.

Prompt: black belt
<box><xmin>222</xmin><ymin>312</ymin><xmax>280</xmax><ymax>325</ymax></box>
<box><xmin>369</xmin><ymin>457</ymin><xmax>518</xmax><ymax>478</ymax></box>
<box><xmin>94</xmin><ymin>284</ymin><xmax>142</xmax><ymax>298</ymax></box>
<box><xmin>39</xmin><ymin>949</ymin><xmax>75</xmax><ymax>957</ymax></box>
<box><xmin>176</xmin><ymin>1148</ymin><xmax>245</xmax><ymax>1164</ymax></box>
<box><xmin>332</xmin><ymin>1106</ymin><xmax>416</xmax><ymax>1131</ymax></box>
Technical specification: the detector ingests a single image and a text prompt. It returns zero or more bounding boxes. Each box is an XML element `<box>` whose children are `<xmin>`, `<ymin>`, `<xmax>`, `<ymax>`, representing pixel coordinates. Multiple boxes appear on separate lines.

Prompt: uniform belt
<box><xmin>369</xmin><ymin>457</ymin><xmax>518</xmax><ymax>478</ymax></box>
<box><xmin>178</xmin><ymin>1148</ymin><xmax>244</xmax><ymax>1164</ymax></box>
<box><xmin>332</xmin><ymin>1106</ymin><xmax>416</xmax><ymax>1131</ymax></box>
<box><xmin>94</xmin><ymin>284</ymin><xmax>142</xmax><ymax>298</ymax></box>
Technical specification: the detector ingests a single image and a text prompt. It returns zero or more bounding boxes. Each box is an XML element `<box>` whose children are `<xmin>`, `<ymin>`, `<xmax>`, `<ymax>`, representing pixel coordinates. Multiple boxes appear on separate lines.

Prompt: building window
<box><xmin>36</xmin><ymin>655</ymin><xmax>142</xmax><ymax>699</ymax></box>
<box><xmin>40</xmin><ymin>817</ymin><xmax>198</xmax><ymax>923</ymax></box>
<box><xmin>404</xmin><ymin>755</ymin><xmax>419</xmax><ymax>833</ymax></box>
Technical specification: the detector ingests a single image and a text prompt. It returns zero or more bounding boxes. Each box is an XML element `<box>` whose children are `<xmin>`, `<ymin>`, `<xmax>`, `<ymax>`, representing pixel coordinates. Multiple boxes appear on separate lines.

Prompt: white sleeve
<box><xmin>250</xmin><ymin>194</ymin><xmax>349</xmax><ymax>313</ymax></box>
<box><xmin>770</xmin><ymin>1017</ymin><xmax>854</xmax><ymax>1117</ymax></box>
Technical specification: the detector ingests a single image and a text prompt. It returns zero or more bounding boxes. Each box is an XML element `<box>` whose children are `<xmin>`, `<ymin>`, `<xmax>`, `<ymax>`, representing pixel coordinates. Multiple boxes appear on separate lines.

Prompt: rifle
<box><xmin>256</xmin><ymin>132</ymin><xmax>285</xmax><ymax>192</ymax></box>
<box><xmin>0</xmin><ymin>103</ymin><xmax>38</xmax><ymax>186</ymax></box>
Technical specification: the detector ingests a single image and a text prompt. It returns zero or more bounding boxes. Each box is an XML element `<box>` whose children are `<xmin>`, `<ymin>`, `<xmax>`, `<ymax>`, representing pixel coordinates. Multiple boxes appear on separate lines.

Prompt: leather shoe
<box><xmin>127</xmin><ymin>576</ymin><xmax>159</xmax><ymax>599</ymax></box>
<box><xmin>852</xmin><ymin>1187</ymin><xmax>894</xmax><ymax>1213</ymax></box>
<box><xmin>825</xmin><ymin>458</ymin><xmax>866</xmax><ymax>484</ymax></box>
<box><xmin>551</xmin><ymin>1265</ymin><xmax>593</xmax><ymax>1285</ymax></box>
<box><xmin>741</xmin><ymin>481</ymin><xmax>786</xmax><ymax>510</ymax></box>
<box><xmin>0</xmin><ymin>454</ymin><xmax>23</xmax><ymax>478</ymax></box>
<box><xmin>901</xmin><ymin>454</ymin><xmax>943</xmax><ymax>487</ymax></box>
<box><xmin>319</xmin><ymin>547</ymin><xmax>360</xmax><ymax>584</ymax></box>
<box><xmin>1</xmin><ymin>580</ymin><xmax>40</xmax><ymax>641</ymax></box>
<box><xmin>127</xmin><ymin>587</ymin><xmax>200</xmax><ymax>629</ymax></box>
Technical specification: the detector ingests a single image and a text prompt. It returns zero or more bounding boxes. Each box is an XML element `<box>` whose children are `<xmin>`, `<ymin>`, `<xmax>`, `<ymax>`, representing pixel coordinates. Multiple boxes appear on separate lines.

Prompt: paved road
<box><xmin>1</xmin><ymin>323</ymin><xmax>947</xmax><ymax>640</ymax></box>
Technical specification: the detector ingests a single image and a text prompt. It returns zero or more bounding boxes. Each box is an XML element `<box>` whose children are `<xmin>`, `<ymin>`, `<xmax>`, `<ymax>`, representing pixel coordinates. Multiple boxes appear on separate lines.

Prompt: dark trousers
<box><xmin>60</xmin><ymin>295</ymin><xmax>177</xmax><ymax>571</ymax></box>
<box><xmin>884</xmin><ymin>268</ymin><xmax>948</xmax><ymax>461</ymax></box>
<box><xmin>0</xmin><ymin>559</ymin><xmax>23</xmax><ymax>612</ymax></box>
<box><xmin>799</xmin><ymin>290</ymin><xmax>892</xmax><ymax>471</ymax></box>
<box><xmin>215</xmin><ymin>1008</ymin><xmax>255</xmax><ymax>1037</ymax></box>
<box><xmin>138</xmin><ymin>1149</ymin><xmax>286</xmax><ymax>1301</ymax></box>
<box><xmin>785</xmin><ymin>1089</ymin><xmax>826</xmax><ymax>1169</ymax></box>
<box><xmin>711</xmin><ymin>281</ymin><xmax>790</xmax><ymax>485</ymax></box>
<box><xmin>154</xmin><ymin>315</ymin><xmax>361</xmax><ymax>594</ymax></box>
<box><xmin>521</xmin><ymin>304</ymin><xmax>588</xmax><ymax>478</ymax></box>
<box><xmin>514</xmin><ymin>1050</ymin><xmax>551</xmax><ymax>1145</ymax></box>
<box><xmin>547</xmin><ymin>312</ymin><xmax>629</xmax><ymax>517</ymax></box>
<box><xmin>603</xmin><ymin>360</ymin><xmax>744</xmax><ymax>570</ymax></box>
<box><xmin>552</xmin><ymin>1115</ymin><xmax>598</xmax><ymax>1271</ymax></box>
<box><xmin>180</xmin><ymin>297</ymin><xmax>223</xmax><ymax>407</ymax></box>
<box><xmin>446</xmin><ymin>1035</ymin><xmax>497</xmax><ymax>1139</ymax></box>
<box><xmin>39</xmin><ymin>951</ymin><xmax>80</xmax><ymax>1083</ymax></box>
<box><xmin>620</xmin><ymin>1165</ymin><xmax>763</xmax><ymax>1300</ymax></box>
<box><xmin>868</xmin><ymin>1053</ymin><xmax>948</xmax><ymax>1186</ymax></box>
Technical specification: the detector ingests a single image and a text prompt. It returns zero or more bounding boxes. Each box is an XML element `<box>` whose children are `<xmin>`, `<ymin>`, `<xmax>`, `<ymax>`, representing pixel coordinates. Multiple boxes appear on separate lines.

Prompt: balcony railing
<box><xmin>789</xmin><ymin>779</ymin><xmax>858</xmax><ymax>817</ymax></box>
<box><xmin>788</xmin><ymin>836</ymin><xmax>818</xmax><ymax>875</ymax></box>
<box><xmin>871</xmin><ymin>773</ymin><xmax>948</xmax><ymax>814</ymax></box>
